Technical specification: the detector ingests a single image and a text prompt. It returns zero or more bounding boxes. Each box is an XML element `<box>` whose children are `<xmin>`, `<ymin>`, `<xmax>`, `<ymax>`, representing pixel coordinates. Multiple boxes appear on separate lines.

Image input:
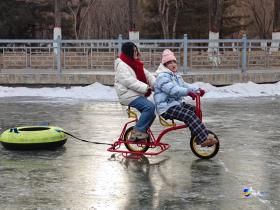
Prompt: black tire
<box><xmin>124</xmin><ymin>126</ymin><xmax>150</xmax><ymax>153</ymax></box>
<box><xmin>190</xmin><ymin>130</ymin><xmax>219</xmax><ymax>159</ymax></box>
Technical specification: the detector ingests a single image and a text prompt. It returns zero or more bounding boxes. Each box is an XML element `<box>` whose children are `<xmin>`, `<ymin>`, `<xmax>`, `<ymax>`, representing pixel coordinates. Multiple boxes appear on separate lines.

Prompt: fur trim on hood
<box><xmin>155</xmin><ymin>63</ymin><xmax>173</xmax><ymax>76</ymax></box>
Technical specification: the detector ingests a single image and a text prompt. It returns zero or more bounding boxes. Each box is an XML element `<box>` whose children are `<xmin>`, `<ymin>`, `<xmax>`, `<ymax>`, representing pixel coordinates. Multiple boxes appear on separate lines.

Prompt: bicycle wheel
<box><xmin>124</xmin><ymin>126</ymin><xmax>150</xmax><ymax>153</ymax></box>
<box><xmin>190</xmin><ymin>130</ymin><xmax>219</xmax><ymax>159</ymax></box>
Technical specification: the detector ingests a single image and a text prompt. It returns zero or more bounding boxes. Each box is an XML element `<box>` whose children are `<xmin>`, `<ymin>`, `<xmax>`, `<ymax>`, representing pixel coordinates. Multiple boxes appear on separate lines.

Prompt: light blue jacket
<box><xmin>153</xmin><ymin>63</ymin><xmax>198</xmax><ymax>115</ymax></box>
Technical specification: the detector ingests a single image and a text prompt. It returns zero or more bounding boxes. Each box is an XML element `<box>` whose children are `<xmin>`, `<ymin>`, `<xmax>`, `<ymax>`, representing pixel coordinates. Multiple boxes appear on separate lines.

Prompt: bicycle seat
<box><xmin>159</xmin><ymin>116</ymin><xmax>176</xmax><ymax>127</ymax></box>
<box><xmin>126</xmin><ymin>106</ymin><xmax>138</xmax><ymax>119</ymax></box>
<box><xmin>126</xmin><ymin>106</ymin><xmax>175</xmax><ymax>127</ymax></box>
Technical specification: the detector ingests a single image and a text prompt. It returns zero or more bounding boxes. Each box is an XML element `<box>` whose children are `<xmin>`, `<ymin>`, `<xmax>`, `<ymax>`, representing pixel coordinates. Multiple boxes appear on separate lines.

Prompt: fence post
<box><xmin>55</xmin><ymin>35</ymin><xmax>61</xmax><ymax>74</ymax></box>
<box><xmin>118</xmin><ymin>34</ymin><xmax>123</xmax><ymax>56</ymax></box>
<box><xmin>183</xmin><ymin>34</ymin><xmax>188</xmax><ymax>73</ymax></box>
<box><xmin>242</xmin><ymin>34</ymin><xmax>247</xmax><ymax>73</ymax></box>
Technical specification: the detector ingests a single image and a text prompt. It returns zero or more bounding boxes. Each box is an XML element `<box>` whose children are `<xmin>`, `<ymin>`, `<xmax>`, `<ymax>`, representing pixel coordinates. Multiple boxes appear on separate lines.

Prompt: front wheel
<box><xmin>124</xmin><ymin>126</ymin><xmax>150</xmax><ymax>153</ymax></box>
<box><xmin>190</xmin><ymin>130</ymin><xmax>219</xmax><ymax>159</ymax></box>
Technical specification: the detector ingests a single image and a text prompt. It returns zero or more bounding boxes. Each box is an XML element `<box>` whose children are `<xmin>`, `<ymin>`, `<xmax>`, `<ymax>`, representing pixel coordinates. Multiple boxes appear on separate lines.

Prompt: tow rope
<box><xmin>57</xmin><ymin>130</ymin><xmax>113</xmax><ymax>146</ymax></box>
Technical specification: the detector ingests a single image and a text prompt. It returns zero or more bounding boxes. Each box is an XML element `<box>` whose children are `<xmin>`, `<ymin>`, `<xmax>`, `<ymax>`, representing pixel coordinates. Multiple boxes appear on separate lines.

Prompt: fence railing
<box><xmin>0</xmin><ymin>34</ymin><xmax>280</xmax><ymax>74</ymax></box>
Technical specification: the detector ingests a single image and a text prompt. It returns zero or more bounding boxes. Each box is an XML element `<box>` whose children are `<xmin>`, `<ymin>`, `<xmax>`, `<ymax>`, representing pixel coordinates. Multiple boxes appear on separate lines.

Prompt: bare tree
<box><xmin>54</xmin><ymin>0</ymin><xmax>61</xmax><ymax>27</ymax></box>
<box><xmin>208</xmin><ymin>0</ymin><xmax>223</xmax><ymax>57</ymax></box>
<box><xmin>66</xmin><ymin>0</ymin><xmax>96</xmax><ymax>39</ymax></box>
<box><xmin>273</xmin><ymin>0</ymin><xmax>280</xmax><ymax>32</ymax></box>
<box><xmin>270</xmin><ymin>0</ymin><xmax>280</xmax><ymax>51</ymax></box>
<box><xmin>241</xmin><ymin>0</ymin><xmax>273</xmax><ymax>38</ymax></box>
<box><xmin>157</xmin><ymin>0</ymin><xmax>170</xmax><ymax>38</ymax></box>
<box><xmin>128</xmin><ymin>0</ymin><xmax>137</xmax><ymax>30</ymax></box>
<box><xmin>209</xmin><ymin>0</ymin><xmax>224</xmax><ymax>33</ymax></box>
<box><xmin>81</xmin><ymin>0</ymin><xmax>129</xmax><ymax>39</ymax></box>
<box><xmin>172</xmin><ymin>0</ymin><xmax>180</xmax><ymax>38</ymax></box>
<box><xmin>157</xmin><ymin>0</ymin><xmax>183</xmax><ymax>39</ymax></box>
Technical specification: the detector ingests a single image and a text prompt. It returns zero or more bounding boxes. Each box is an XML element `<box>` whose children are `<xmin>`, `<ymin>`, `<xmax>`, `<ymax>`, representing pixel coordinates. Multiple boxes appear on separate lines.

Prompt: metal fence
<box><xmin>0</xmin><ymin>34</ymin><xmax>280</xmax><ymax>74</ymax></box>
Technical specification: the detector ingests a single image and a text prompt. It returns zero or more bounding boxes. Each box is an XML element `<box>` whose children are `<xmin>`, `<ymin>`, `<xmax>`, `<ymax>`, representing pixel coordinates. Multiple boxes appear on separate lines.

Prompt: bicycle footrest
<box><xmin>107</xmin><ymin>140</ymin><xmax>171</xmax><ymax>159</ymax></box>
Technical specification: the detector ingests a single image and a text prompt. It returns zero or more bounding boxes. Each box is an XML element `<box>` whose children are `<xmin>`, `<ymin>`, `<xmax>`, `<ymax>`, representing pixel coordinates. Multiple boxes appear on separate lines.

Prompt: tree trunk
<box><xmin>76</xmin><ymin>5</ymin><xmax>82</xmax><ymax>39</ymax></box>
<box><xmin>54</xmin><ymin>0</ymin><xmax>61</xmax><ymax>27</ymax></box>
<box><xmin>208</xmin><ymin>0</ymin><xmax>223</xmax><ymax>63</ymax></box>
<box><xmin>158</xmin><ymin>0</ymin><xmax>170</xmax><ymax>39</ymax></box>
<box><xmin>128</xmin><ymin>0</ymin><xmax>135</xmax><ymax>30</ymax></box>
<box><xmin>270</xmin><ymin>0</ymin><xmax>280</xmax><ymax>52</ymax></box>
<box><xmin>209</xmin><ymin>0</ymin><xmax>224</xmax><ymax>33</ymax></box>
<box><xmin>273</xmin><ymin>0</ymin><xmax>280</xmax><ymax>32</ymax></box>
<box><xmin>172</xmin><ymin>0</ymin><xmax>179</xmax><ymax>39</ymax></box>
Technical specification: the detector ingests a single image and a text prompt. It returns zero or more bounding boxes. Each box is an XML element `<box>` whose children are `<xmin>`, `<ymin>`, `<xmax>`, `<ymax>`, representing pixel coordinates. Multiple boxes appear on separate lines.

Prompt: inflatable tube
<box><xmin>0</xmin><ymin>126</ymin><xmax>67</xmax><ymax>150</ymax></box>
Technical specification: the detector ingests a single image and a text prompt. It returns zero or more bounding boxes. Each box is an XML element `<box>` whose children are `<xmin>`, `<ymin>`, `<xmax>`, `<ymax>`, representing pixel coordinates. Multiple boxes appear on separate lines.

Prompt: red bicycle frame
<box><xmin>107</xmin><ymin>94</ymin><xmax>203</xmax><ymax>158</ymax></box>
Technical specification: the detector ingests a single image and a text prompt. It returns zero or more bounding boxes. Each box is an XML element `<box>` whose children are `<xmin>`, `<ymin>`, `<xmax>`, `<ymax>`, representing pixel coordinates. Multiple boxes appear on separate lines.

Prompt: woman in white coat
<box><xmin>114</xmin><ymin>42</ymin><xmax>155</xmax><ymax>140</ymax></box>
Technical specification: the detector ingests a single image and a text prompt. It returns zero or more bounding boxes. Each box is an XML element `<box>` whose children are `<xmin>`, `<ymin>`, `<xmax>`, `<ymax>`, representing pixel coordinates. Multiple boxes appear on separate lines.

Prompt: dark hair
<box><xmin>121</xmin><ymin>42</ymin><xmax>138</xmax><ymax>59</ymax></box>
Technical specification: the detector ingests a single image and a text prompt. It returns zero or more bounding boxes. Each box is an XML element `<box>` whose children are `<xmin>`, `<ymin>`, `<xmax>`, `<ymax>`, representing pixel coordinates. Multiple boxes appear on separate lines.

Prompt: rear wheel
<box><xmin>124</xmin><ymin>126</ymin><xmax>150</xmax><ymax>153</ymax></box>
<box><xmin>190</xmin><ymin>130</ymin><xmax>219</xmax><ymax>159</ymax></box>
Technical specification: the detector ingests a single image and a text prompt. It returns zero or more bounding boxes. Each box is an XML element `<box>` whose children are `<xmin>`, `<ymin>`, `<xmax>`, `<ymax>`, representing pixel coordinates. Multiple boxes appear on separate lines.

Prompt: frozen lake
<box><xmin>0</xmin><ymin>97</ymin><xmax>279</xmax><ymax>210</ymax></box>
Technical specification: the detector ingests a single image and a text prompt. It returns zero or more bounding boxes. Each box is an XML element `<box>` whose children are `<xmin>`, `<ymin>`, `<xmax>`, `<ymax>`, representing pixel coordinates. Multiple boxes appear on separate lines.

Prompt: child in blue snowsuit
<box><xmin>153</xmin><ymin>49</ymin><xmax>218</xmax><ymax>147</ymax></box>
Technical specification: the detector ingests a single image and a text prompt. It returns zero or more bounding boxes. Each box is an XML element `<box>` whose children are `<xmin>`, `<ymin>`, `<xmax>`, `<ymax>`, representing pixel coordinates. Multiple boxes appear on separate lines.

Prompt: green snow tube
<box><xmin>0</xmin><ymin>126</ymin><xmax>67</xmax><ymax>150</ymax></box>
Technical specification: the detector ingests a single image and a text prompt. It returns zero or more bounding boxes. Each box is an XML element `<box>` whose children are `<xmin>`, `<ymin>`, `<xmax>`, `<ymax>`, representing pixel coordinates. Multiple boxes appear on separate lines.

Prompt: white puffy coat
<box><xmin>114</xmin><ymin>58</ymin><xmax>155</xmax><ymax>105</ymax></box>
